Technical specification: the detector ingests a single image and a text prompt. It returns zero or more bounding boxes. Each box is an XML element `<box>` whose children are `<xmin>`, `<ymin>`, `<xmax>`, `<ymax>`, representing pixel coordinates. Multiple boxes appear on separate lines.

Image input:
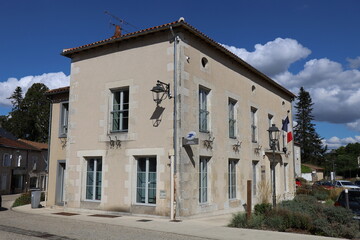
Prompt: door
<box><xmin>55</xmin><ymin>161</ymin><xmax>66</xmax><ymax>205</ymax></box>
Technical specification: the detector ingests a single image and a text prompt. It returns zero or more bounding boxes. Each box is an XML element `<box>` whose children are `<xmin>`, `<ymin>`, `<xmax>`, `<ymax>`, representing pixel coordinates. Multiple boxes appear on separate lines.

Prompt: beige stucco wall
<box><xmin>175</xmin><ymin>32</ymin><xmax>295</xmax><ymax>216</ymax></box>
<box><xmin>47</xmin><ymin>101</ymin><xmax>67</xmax><ymax>205</ymax></box>
<box><xmin>48</xmin><ymin>28</ymin><xmax>295</xmax><ymax>217</ymax></box>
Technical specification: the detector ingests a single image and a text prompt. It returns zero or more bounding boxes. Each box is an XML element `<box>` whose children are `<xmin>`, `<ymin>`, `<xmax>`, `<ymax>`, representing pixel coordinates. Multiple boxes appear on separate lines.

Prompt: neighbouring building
<box><xmin>0</xmin><ymin>135</ymin><xmax>48</xmax><ymax>194</ymax></box>
<box><xmin>46</xmin><ymin>18</ymin><xmax>296</xmax><ymax>217</ymax></box>
<box><xmin>294</xmin><ymin>143</ymin><xmax>301</xmax><ymax>177</ymax></box>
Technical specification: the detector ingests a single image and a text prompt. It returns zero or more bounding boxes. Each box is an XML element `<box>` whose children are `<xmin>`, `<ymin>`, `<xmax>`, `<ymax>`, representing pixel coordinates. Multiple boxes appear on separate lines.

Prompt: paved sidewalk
<box><xmin>10</xmin><ymin>203</ymin><xmax>345</xmax><ymax>240</ymax></box>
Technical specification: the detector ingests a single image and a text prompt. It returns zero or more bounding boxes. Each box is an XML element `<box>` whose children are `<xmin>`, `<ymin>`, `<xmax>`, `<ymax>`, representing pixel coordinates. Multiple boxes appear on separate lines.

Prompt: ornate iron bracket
<box><xmin>233</xmin><ymin>140</ymin><xmax>242</xmax><ymax>153</ymax></box>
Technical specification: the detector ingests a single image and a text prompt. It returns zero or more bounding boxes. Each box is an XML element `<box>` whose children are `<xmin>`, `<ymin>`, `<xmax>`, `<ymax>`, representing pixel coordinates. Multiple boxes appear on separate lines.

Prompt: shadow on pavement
<box><xmin>0</xmin><ymin>207</ymin><xmax>9</xmax><ymax>211</ymax></box>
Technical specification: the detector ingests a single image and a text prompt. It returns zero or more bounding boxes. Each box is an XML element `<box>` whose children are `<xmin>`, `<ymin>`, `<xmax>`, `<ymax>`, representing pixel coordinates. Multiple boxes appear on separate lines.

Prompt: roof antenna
<box><xmin>104</xmin><ymin>11</ymin><xmax>138</xmax><ymax>37</ymax></box>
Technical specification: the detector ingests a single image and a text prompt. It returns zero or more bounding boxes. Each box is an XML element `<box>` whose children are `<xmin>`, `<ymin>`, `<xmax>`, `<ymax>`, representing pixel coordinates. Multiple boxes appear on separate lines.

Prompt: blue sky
<box><xmin>1</xmin><ymin>0</ymin><xmax>360</xmax><ymax>148</ymax></box>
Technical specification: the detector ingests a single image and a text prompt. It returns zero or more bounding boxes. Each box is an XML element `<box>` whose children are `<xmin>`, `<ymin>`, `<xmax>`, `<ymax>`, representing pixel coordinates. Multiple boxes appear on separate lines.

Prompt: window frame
<box><xmin>111</xmin><ymin>87</ymin><xmax>129</xmax><ymax>133</ymax></box>
<box><xmin>85</xmin><ymin>158</ymin><xmax>102</xmax><ymax>201</ymax></box>
<box><xmin>199</xmin><ymin>157</ymin><xmax>209</xmax><ymax>203</ymax></box>
<box><xmin>228</xmin><ymin>159</ymin><xmax>237</xmax><ymax>199</ymax></box>
<box><xmin>199</xmin><ymin>87</ymin><xmax>210</xmax><ymax>133</ymax></box>
<box><xmin>136</xmin><ymin>157</ymin><xmax>157</xmax><ymax>205</ymax></box>
<box><xmin>59</xmin><ymin>102</ymin><xmax>69</xmax><ymax>138</ymax></box>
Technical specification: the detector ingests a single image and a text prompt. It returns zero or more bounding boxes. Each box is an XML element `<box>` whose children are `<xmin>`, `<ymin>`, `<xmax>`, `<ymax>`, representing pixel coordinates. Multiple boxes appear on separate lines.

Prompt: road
<box><xmin>0</xmin><ymin>209</ymin><xmax>205</xmax><ymax>240</ymax></box>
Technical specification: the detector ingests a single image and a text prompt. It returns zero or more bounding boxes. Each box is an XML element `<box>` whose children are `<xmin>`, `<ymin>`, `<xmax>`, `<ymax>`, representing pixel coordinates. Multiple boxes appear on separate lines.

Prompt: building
<box><xmin>46</xmin><ymin>18</ymin><xmax>296</xmax><ymax>217</ymax></box>
<box><xmin>0</xmin><ymin>136</ymin><xmax>48</xmax><ymax>194</ymax></box>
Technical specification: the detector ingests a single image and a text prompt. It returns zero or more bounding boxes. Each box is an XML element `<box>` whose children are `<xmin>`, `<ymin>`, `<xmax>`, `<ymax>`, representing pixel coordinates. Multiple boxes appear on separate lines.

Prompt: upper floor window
<box><xmin>229</xmin><ymin>99</ymin><xmax>237</xmax><ymax>138</ymax></box>
<box><xmin>251</xmin><ymin>107</ymin><xmax>258</xmax><ymax>143</ymax></box>
<box><xmin>111</xmin><ymin>88</ymin><xmax>129</xmax><ymax>132</ymax></box>
<box><xmin>59</xmin><ymin>102</ymin><xmax>69</xmax><ymax>137</ymax></box>
<box><xmin>3</xmin><ymin>153</ymin><xmax>11</xmax><ymax>167</ymax></box>
<box><xmin>199</xmin><ymin>87</ymin><xmax>210</xmax><ymax>132</ymax></box>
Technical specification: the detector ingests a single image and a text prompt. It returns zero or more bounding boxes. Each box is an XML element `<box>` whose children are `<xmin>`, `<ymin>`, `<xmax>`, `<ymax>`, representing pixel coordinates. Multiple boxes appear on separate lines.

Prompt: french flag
<box><xmin>282</xmin><ymin>116</ymin><xmax>293</xmax><ymax>143</ymax></box>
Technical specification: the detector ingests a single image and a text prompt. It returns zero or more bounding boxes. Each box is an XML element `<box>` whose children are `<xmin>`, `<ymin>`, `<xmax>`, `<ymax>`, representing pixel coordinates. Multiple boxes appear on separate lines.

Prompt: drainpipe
<box><xmin>170</xmin><ymin>26</ymin><xmax>180</xmax><ymax>221</ymax></box>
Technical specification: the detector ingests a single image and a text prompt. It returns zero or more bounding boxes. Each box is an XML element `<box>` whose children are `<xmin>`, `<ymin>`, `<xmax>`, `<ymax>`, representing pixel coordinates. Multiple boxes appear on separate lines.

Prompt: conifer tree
<box><xmin>294</xmin><ymin>87</ymin><xmax>326</xmax><ymax>164</ymax></box>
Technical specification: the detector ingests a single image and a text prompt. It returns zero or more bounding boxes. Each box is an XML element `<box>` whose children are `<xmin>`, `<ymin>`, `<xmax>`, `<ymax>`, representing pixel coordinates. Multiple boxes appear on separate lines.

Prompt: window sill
<box><xmin>133</xmin><ymin>203</ymin><xmax>156</xmax><ymax>207</ymax></box>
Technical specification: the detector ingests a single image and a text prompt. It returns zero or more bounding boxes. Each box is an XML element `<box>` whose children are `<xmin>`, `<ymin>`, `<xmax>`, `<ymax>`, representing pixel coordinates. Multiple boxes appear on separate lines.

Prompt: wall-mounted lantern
<box><xmin>150</xmin><ymin>80</ymin><xmax>172</xmax><ymax>105</ymax></box>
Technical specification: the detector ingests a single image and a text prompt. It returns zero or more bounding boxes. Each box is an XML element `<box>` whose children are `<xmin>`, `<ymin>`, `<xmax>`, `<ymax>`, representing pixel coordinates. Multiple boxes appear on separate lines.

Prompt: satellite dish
<box><xmin>185</xmin><ymin>131</ymin><xmax>196</xmax><ymax>140</ymax></box>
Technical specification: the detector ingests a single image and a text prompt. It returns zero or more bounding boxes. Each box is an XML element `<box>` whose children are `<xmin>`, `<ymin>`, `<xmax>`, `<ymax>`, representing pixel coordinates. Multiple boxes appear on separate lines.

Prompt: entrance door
<box><xmin>55</xmin><ymin>161</ymin><xmax>66</xmax><ymax>205</ymax></box>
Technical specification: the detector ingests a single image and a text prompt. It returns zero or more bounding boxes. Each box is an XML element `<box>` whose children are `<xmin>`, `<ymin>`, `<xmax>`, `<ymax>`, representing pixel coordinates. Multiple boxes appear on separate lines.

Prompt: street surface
<box><xmin>0</xmin><ymin>209</ymin><xmax>206</xmax><ymax>240</ymax></box>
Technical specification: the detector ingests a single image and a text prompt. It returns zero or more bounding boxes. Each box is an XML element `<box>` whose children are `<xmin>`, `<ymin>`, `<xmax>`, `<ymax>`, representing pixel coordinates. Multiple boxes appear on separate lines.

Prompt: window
<box><xmin>3</xmin><ymin>153</ymin><xmax>11</xmax><ymax>167</ymax></box>
<box><xmin>59</xmin><ymin>102</ymin><xmax>69</xmax><ymax>137</ymax></box>
<box><xmin>252</xmin><ymin>161</ymin><xmax>258</xmax><ymax>195</ymax></box>
<box><xmin>199</xmin><ymin>88</ymin><xmax>210</xmax><ymax>132</ymax></box>
<box><xmin>199</xmin><ymin>157</ymin><xmax>209</xmax><ymax>203</ymax></box>
<box><xmin>229</xmin><ymin>99</ymin><xmax>237</xmax><ymax>138</ymax></box>
<box><xmin>136</xmin><ymin>157</ymin><xmax>157</xmax><ymax>204</ymax></box>
<box><xmin>111</xmin><ymin>88</ymin><xmax>129</xmax><ymax>132</ymax></box>
<box><xmin>228</xmin><ymin>159</ymin><xmax>237</xmax><ymax>199</ymax></box>
<box><xmin>251</xmin><ymin>107</ymin><xmax>257</xmax><ymax>143</ymax></box>
<box><xmin>86</xmin><ymin>158</ymin><xmax>102</xmax><ymax>201</ymax></box>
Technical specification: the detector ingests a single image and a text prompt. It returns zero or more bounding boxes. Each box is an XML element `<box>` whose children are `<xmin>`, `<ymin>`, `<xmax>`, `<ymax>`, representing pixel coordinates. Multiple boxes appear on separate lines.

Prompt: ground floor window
<box><xmin>252</xmin><ymin>161</ymin><xmax>258</xmax><ymax>195</ymax></box>
<box><xmin>86</xmin><ymin>158</ymin><xmax>102</xmax><ymax>201</ymax></box>
<box><xmin>136</xmin><ymin>157</ymin><xmax>157</xmax><ymax>204</ymax></box>
<box><xmin>228</xmin><ymin>159</ymin><xmax>237</xmax><ymax>199</ymax></box>
<box><xmin>199</xmin><ymin>157</ymin><xmax>209</xmax><ymax>203</ymax></box>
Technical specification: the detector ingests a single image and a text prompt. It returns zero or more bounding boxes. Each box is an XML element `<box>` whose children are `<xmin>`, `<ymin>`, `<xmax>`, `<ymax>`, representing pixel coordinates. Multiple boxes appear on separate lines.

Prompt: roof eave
<box><xmin>61</xmin><ymin>21</ymin><xmax>295</xmax><ymax>99</ymax></box>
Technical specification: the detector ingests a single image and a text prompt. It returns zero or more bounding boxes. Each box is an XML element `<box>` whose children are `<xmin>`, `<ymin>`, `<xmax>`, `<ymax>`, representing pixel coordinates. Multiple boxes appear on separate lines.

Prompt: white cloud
<box><xmin>223</xmin><ymin>38</ymin><xmax>311</xmax><ymax>77</ymax></box>
<box><xmin>0</xmin><ymin>72</ymin><xmax>69</xmax><ymax>107</ymax></box>
<box><xmin>274</xmin><ymin>59</ymin><xmax>360</xmax><ymax>126</ymax></box>
<box><xmin>224</xmin><ymin>38</ymin><xmax>360</xmax><ymax>147</ymax></box>
<box><xmin>323</xmin><ymin>136</ymin><xmax>360</xmax><ymax>149</ymax></box>
<box><xmin>347</xmin><ymin>56</ymin><xmax>360</xmax><ymax>69</ymax></box>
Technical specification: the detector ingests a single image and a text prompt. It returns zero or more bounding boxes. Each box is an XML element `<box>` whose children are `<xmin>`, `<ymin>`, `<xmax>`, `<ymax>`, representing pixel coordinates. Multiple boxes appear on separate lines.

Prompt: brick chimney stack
<box><xmin>113</xmin><ymin>25</ymin><xmax>121</xmax><ymax>38</ymax></box>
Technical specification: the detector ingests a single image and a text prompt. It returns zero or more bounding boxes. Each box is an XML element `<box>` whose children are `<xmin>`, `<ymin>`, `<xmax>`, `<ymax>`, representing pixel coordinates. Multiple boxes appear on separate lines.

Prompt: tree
<box><xmin>294</xmin><ymin>87</ymin><xmax>326</xmax><ymax>164</ymax></box>
<box><xmin>3</xmin><ymin>83</ymin><xmax>50</xmax><ymax>142</ymax></box>
<box><xmin>8</xmin><ymin>86</ymin><xmax>23</xmax><ymax>111</ymax></box>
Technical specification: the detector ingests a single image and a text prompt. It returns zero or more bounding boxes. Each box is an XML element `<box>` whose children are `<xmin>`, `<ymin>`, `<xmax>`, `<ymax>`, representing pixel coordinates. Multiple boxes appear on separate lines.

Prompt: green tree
<box><xmin>294</xmin><ymin>87</ymin><xmax>326</xmax><ymax>164</ymax></box>
<box><xmin>3</xmin><ymin>83</ymin><xmax>50</xmax><ymax>142</ymax></box>
<box><xmin>21</xmin><ymin>83</ymin><xmax>50</xmax><ymax>142</ymax></box>
<box><xmin>8</xmin><ymin>86</ymin><xmax>23</xmax><ymax>110</ymax></box>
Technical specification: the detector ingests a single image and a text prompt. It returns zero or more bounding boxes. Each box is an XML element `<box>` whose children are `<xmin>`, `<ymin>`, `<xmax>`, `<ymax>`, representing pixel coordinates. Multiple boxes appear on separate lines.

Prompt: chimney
<box><xmin>113</xmin><ymin>25</ymin><xmax>121</xmax><ymax>38</ymax></box>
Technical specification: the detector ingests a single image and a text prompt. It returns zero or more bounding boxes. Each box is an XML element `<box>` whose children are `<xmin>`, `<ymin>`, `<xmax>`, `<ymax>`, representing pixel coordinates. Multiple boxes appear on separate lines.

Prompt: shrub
<box><xmin>254</xmin><ymin>203</ymin><xmax>272</xmax><ymax>216</ymax></box>
<box><xmin>228</xmin><ymin>212</ymin><xmax>264</xmax><ymax>229</ymax></box>
<box><xmin>12</xmin><ymin>192</ymin><xmax>31</xmax><ymax>207</ymax></box>
<box><xmin>311</xmin><ymin>187</ymin><xmax>330</xmax><ymax>201</ymax></box>
<box><xmin>12</xmin><ymin>191</ymin><xmax>45</xmax><ymax>208</ymax></box>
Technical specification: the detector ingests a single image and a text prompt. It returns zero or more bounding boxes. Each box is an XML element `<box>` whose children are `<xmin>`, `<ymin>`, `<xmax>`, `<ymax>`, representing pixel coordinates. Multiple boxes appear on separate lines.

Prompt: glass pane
<box><xmin>86</xmin><ymin>171</ymin><xmax>94</xmax><ymax>186</ymax></box>
<box><xmin>87</xmin><ymin>160</ymin><xmax>94</xmax><ymax>171</ymax></box>
<box><xmin>86</xmin><ymin>186</ymin><xmax>93</xmax><ymax>200</ymax></box>
<box><xmin>95</xmin><ymin>186</ymin><xmax>101</xmax><ymax>200</ymax></box>
<box><xmin>137</xmin><ymin>159</ymin><xmax>146</xmax><ymax>171</ymax></box>
<box><xmin>96</xmin><ymin>159</ymin><xmax>102</xmax><ymax>171</ymax></box>
<box><xmin>136</xmin><ymin>187</ymin><xmax>145</xmax><ymax>203</ymax></box>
